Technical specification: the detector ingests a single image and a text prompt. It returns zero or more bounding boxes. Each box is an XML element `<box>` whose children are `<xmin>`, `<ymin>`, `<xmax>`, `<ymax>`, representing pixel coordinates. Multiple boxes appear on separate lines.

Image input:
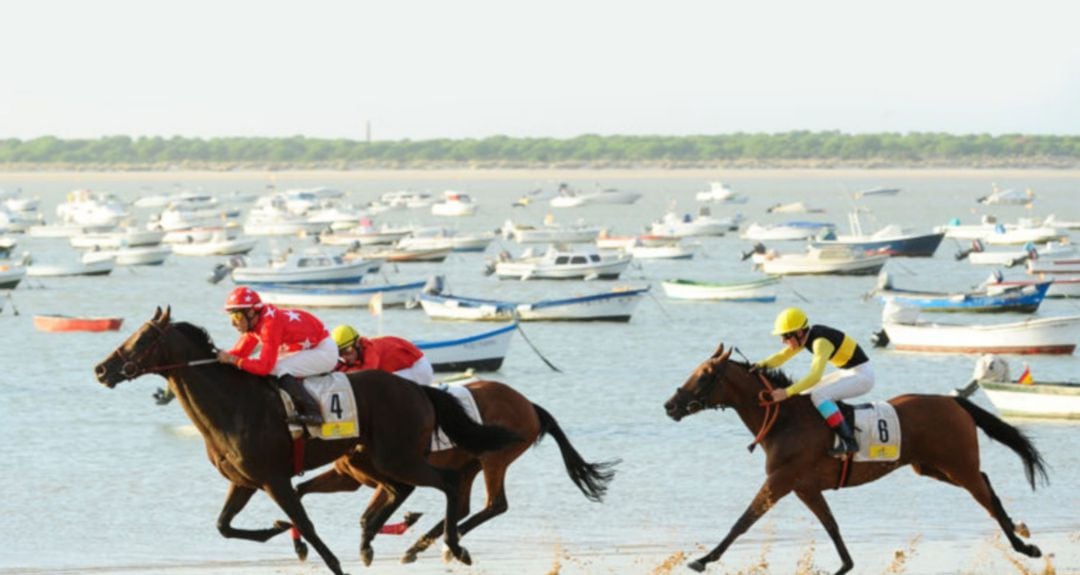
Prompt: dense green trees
<box><xmin>0</xmin><ymin>132</ymin><xmax>1077</xmax><ymax>168</ymax></box>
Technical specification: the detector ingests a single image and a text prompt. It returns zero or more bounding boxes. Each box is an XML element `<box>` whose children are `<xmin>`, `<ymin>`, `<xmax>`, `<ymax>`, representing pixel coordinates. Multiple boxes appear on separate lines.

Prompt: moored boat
<box><xmin>414</xmin><ymin>323</ymin><xmax>517</xmax><ymax>372</ymax></box>
<box><xmin>420</xmin><ymin>286</ymin><xmax>650</xmax><ymax>322</ymax></box>
<box><xmin>661</xmin><ymin>277</ymin><xmax>779</xmax><ymax>302</ymax></box>
<box><xmin>231</xmin><ymin>251</ymin><xmax>380</xmax><ymax>285</ymax></box>
<box><xmin>490</xmin><ymin>245</ymin><xmax>633</xmax><ymax>280</ymax></box>
<box><xmin>33</xmin><ymin>314</ymin><xmax>124</xmax><ymax>332</ymax></box>
<box><xmin>753</xmin><ymin>245</ymin><xmax>888</xmax><ymax>276</ymax></box>
<box><xmin>877</xmin><ymin>305</ymin><xmax>1080</xmax><ymax>355</ymax></box>
<box><xmin>0</xmin><ymin>264</ymin><xmax>27</xmax><ymax>289</ymax></box>
<box><xmin>876</xmin><ymin>273</ymin><xmax>1051</xmax><ymax>313</ymax></box>
<box><xmin>967</xmin><ymin>354</ymin><xmax>1080</xmax><ymax>419</ymax></box>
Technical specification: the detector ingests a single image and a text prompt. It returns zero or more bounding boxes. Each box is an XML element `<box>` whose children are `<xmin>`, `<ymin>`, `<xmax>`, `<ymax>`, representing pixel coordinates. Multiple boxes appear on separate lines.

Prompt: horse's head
<box><xmin>94</xmin><ymin>306</ymin><xmax>175</xmax><ymax>388</ymax></box>
<box><xmin>664</xmin><ymin>343</ymin><xmax>735</xmax><ymax>421</ymax></box>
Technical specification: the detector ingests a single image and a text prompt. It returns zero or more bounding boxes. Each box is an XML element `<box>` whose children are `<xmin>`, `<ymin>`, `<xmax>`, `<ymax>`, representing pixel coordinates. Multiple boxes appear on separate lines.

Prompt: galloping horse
<box><xmin>93</xmin><ymin>307</ymin><xmax>521</xmax><ymax>575</ymax></box>
<box><xmin>295</xmin><ymin>379</ymin><xmax>619</xmax><ymax>564</ymax></box>
<box><xmin>663</xmin><ymin>344</ymin><xmax>1048</xmax><ymax>575</ymax></box>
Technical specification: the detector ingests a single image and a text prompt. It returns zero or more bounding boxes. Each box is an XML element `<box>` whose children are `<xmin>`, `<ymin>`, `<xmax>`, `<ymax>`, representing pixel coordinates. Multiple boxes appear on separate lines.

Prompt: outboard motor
<box><xmin>207</xmin><ymin>263</ymin><xmax>231</xmax><ymax>285</ymax></box>
<box><xmin>422</xmin><ymin>274</ymin><xmax>445</xmax><ymax>295</ymax></box>
<box><xmin>870</xmin><ymin>328</ymin><xmax>890</xmax><ymax>348</ymax></box>
<box><xmin>741</xmin><ymin>242</ymin><xmax>767</xmax><ymax>261</ymax></box>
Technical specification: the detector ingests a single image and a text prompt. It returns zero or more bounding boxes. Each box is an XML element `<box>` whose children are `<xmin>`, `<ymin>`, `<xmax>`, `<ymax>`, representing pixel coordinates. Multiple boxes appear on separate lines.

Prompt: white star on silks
<box><xmin>264</xmin><ymin>307</ymin><xmax>276</xmax><ymax>318</ymax></box>
<box><xmin>299</xmin><ymin>338</ymin><xmax>313</xmax><ymax>350</ymax></box>
<box><xmin>285</xmin><ymin>310</ymin><xmax>301</xmax><ymax>322</ymax></box>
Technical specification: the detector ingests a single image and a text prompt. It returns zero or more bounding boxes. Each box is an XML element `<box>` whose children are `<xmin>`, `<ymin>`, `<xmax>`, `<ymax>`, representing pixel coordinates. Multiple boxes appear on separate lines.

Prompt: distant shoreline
<box><xmin>2</xmin><ymin>167</ymin><xmax>1080</xmax><ymax>183</ymax></box>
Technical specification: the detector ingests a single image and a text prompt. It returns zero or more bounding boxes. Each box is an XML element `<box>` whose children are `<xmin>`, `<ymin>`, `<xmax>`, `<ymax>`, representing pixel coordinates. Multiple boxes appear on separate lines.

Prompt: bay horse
<box><xmin>293</xmin><ymin>379</ymin><xmax>618</xmax><ymax>565</ymax></box>
<box><xmin>663</xmin><ymin>344</ymin><xmax>1048</xmax><ymax>575</ymax></box>
<box><xmin>93</xmin><ymin>307</ymin><xmax>521</xmax><ymax>575</ymax></box>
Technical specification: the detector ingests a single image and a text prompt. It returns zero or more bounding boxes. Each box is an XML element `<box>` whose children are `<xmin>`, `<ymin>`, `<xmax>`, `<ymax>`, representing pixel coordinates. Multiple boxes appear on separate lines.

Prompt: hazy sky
<box><xmin>3</xmin><ymin>1</ymin><xmax>1078</xmax><ymax>141</ymax></box>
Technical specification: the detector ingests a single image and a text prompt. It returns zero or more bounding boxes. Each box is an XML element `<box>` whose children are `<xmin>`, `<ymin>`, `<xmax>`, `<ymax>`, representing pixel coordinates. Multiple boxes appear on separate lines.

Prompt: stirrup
<box><xmin>828</xmin><ymin>439</ymin><xmax>858</xmax><ymax>457</ymax></box>
<box><xmin>288</xmin><ymin>413</ymin><xmax>323</xmax><ymax>426</ymax></box>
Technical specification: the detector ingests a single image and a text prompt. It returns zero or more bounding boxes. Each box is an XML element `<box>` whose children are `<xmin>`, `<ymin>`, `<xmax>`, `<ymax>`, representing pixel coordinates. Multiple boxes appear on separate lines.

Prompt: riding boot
<box><xmin>278</xmin><ymin>374</ymin><xmax>324</xmax><ymax>425</ymax></box>
<box><xmin>827</xmin><ymin>419</ymin><xmax>859</xmax><ymax>457</ymax></box>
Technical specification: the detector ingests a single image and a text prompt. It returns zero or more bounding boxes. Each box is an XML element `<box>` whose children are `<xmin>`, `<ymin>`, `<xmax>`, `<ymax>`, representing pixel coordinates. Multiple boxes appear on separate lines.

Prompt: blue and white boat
<box><xmin>877</xmin><ymin>273</ymin><xmax>1051</xmax><ymax>313</ymax></box>
<box><xmin>257</xmin><ymin>278</ymin><xmax>430</xmax><ymax>308</ymax></box>
<box><xmin>231</xmin><ymin>250</ymin><xmax>381</xmax><ymax>285</ymax></box>
<box><xmin>419</xmin><ymin>286</ymin><xmax>649</xmax><ymax>322</ymax></box>
<box><xmin>414</xmin><ymin>323</ymin><xmax>517</xmax><ymax>372</ymax></box>
<box><xmin>810</xmin><ymin>212</ymin><xmax>944</xmax><ymax>257</ymax></box>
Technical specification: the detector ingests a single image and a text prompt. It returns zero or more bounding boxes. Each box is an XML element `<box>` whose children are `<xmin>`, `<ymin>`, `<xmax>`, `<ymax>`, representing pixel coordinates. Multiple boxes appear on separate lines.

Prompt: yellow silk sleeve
<box><xmin>788</xmin><ymin>338</ymin><xmax>835</xmax><ymax>395</ymax></box>
<box><xmin>759</xmin><ymin>346</ymin><xmax>798</xmax><ymax>369</ymax></box>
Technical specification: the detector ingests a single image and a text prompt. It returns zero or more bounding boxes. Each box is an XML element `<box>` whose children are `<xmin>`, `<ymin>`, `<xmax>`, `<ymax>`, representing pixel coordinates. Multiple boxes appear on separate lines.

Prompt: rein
<box><xmin>747</xmin><ymin>372</ymin><xmax>780</xmax><ymax>453</ymax></box>
<box><xmin>113</xmin><ymin>320</ymin><xmax>217</xmax><ymax>379</ymax></box>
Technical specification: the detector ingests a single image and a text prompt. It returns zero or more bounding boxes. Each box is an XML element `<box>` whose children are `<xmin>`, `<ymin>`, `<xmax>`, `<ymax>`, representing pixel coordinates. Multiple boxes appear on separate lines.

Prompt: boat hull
<box><xmin>978</xmin><ymin>380</ymin><xmax>1080</xmax><ymax>419</ymax></box>
<box><xmin>34</xmin><ymin>315</ymin><xmax>123</xmax><ymax>332</ymax></box>
<box><xmin>879</xmin><ymin>282</ymin><xmax>1050</xmax><ymax>313</ymax></box>
<box><xmin>883</xmin><ymin>315</ymin><xmax>1080</xmax><ymax>355</ymax></box>
<box><xmin>258</xmin><ymin>280</ymin><xmax>426</xmax><ymax>308</ymax></box>
<box><xmin>811</xmin><ymin>232</ymin><xmax>945</xmax><ymax>257</ymax></box>
<box><xmin>421</xmin><ymin>289</ymin><xmax>647</xmax><ymax>322</ymax></box>
<box><xmin>415</xmin><ymin>323</ymin><xmax>516</xmax><ymax>372</ymax></box>
<box><xmin>661</xmin><ymin>278</ymin><xmax>779</xmax><ymax>302</ymax></box>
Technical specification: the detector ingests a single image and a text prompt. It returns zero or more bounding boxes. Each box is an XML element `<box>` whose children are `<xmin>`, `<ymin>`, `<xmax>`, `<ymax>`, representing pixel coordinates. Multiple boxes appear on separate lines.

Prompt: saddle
<box><xmin>837</xmin><ymin>400</ymin><xmax>901</xmax><ymax>462</ymax></box>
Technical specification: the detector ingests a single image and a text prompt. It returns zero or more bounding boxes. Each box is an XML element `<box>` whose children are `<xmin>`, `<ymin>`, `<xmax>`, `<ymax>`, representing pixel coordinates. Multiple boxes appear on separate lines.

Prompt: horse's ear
<box><xmin>161</xmin><ymin>306</ymin><xmax>171</xmax><ymax>324</ymax></box>
<box><xmin>711</xmin><ymin>343</ymin><xmax>725</xmax><ymax>359</ymax></box>
<box><xmin>152</xmin><ymin>307</ymin><xmax>162</xmax><ymax>321</ymax></box>
<box><xmin>719</xmin><ymin>347</ymin><xmax>732</xmax><ymax>363</ymax></box>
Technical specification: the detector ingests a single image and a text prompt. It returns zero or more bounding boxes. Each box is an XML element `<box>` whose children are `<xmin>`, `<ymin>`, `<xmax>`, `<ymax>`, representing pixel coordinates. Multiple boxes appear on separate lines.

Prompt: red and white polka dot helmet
<box><xmin>224</xmin><ymin>286</ymin><xmax>262</xmax><ymax>311</ymax></box>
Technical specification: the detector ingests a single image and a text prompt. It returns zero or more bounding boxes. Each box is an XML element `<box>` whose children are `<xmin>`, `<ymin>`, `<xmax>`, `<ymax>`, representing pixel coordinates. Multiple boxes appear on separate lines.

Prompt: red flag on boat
<box><xmin>1017</xmin><ymin>364</ymin><xmax>1033</xmax><ymax>385</ymax></box>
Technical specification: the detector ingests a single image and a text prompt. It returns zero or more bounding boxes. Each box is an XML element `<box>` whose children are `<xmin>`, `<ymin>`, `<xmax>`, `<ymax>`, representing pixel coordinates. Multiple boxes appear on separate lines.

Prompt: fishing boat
<box><xmin>963</xmin><ymin>240</ymin><xmax>1075</xmax><ymax>266</ymax></box>
<box><xmin>876</xmin><ymin>273</ymin><xmax>1051</xmax><ymax>313</ymax></box>
<box><xmin>489</xmin><ymin>245</ymin><xmax>633</xmax><ymax>280</ymax></box>
<box><xmin>991</xmin><ymin>276</ymin><xmax>1080</xmax><ymax>299</ymax></box>
<box><xmin>395</xmin><ymin>227</ymin><xmax>494</xmax><ymax>252</ymax></box>
<box><xmin>501</xmin><ymin>217</ymin><xmax>602</xmax><ymax>244</ymax></box>
<box><xmin>647</xmin><ymin>207</ymin><xmax>736</xmax><ymax>237</ymax></box>
<box><xmin>809</xmin><ymin>212</ymin><xmax>944</xmax><ymax>257</ymax></box>
<box><xmin>877</xmin><ymin>305</ymin><xmax>1080</xmax><ymax>355</ymax></box>
<box><xmin>660</xmin><ymin>277</ymin><xmax>779</xmax><ymax>302</ymax></box>
<box><xmin>92</xmin><ymin>245</ymin><xmax>173</xmax><ymax>266</ymax></box>
<box><xmin>740</xmin><ymin>221</ymin><xmax>835</xmax><ymax>242</ymax></box>
<box><xmin>752</xmin><ymin>245</ymin><xmax>889</xmax><ymax>276</ymax></box>
<box><xmin>967</xmin><ymin>355</ymin><xmax>1080</xmax><ymax>419</ymax></box>
<box><xmin>695</xmin><ymin>181</ymin><xmax>748</xmax><ymax>203</ymax></box>
<box><xmin>231</xmin><ymin>251</ymin><xmax>380</xmax><ymax>285</ymax></box>
<box><xmin>420</xmin><ymin>286</ymin><xmax>649</xmax><ymax>322</ymax></box>
<box><xmin>549</xmin><ymin>184</ymin><xmax>641</xmax><ymax>208</ymax></box>
<box><xmin>0</xmin><ymin>264</ymin><xmax>26</xmax><ymax>289</ymax></box>
<box><xmin>257</xmin><ymin>278</ymin><xmax>430</xmax><ymax>308</ymax></box>
<box><xmin>414</xmin><ymin>323</ymin><xmax>517</xmax><ymax>372</ymax></box>
<box><xmin>430</xmin><ymin>191</ymin><xmax>478</xmax><ymax>216</ymax></box>
<box><xmin>33</xmin><ymin>314</ymin><xmax>124</xmax><ymax>333</ymax></box>
<box><xmin>1027</xmin><ymin>258</ymin><xmax>1080</xmax><ymax>275</ymax></box>
<box><xmin>27</xmin><ymin>253</ymin><xmax>115</xmax><ymax>277</ymax></box>
<box><xmin>344</xmin><ymin>245</ymin><xmax>452</xmax><ymax>263</ymax></box>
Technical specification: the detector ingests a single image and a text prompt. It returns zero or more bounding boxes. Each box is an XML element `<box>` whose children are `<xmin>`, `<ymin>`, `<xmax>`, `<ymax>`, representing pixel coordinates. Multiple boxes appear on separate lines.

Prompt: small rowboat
<box><xmin>964</xmin><ymin>355</ymin><xmax>1080</xmax><ymax>419</ymax></box>
<box><xmin>661</xmin><ymin>277</ymin><xmax>779</xmax><ymax>302</ymax></box>
<box><xmin>879</xmin><ymin>307</ymin><xmax>1080</xmax><ymax>355</ymax></box>
<box><xmin>414</xmin><ymin>323</ymin><xmax>516</xmax><ymax>372</ymax></box>
<box><xmin>34</xmin><ymin>314</ymin><xmax>124</xmax><ymax>332</ymax></box>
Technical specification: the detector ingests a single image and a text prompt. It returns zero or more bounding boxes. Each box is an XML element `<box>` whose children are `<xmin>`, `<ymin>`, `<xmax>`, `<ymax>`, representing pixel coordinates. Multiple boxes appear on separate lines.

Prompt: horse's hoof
<box><xmin>360</xmin><ymin>546</ymin><xmax>373</xmax><ymax>567</ymax></box>
<box><xmin>293</xmin><ymin>540</ymin><xmax>309</xmax><ymax>562</ymax></box>
<box><xmin>1025</xmin><ymin>544</ymin><xmax>1041</xmax><ymax>558</ymax></box>
<box><xmin>1015</xmin><ymin>521</ymin><xmax>1030</xmax><ymax>538</ymax></box>
<box><xmin>403</xmin><ymin>511</ymin><xmax>423</xmax><ymax>527</ymax></box>
<box><xmin>400</xmin><ymin>551</ymin><xmax>417</xmax><ymax>564</ymax></box>
<box><xmin>687</xmin><ymin>559</ymin><xmax>706</xmax><ymax>572</ymax></box>
<box><xmin>442</xmin><ymin>544</ymin><xmax>453</xmax><ymax>564</ymax></box>
<box><xmin>456</xmin><ymin>547</ymin><xmax>472</xmax><ymax>566</ymax></box>
<box><xmin>273</xmin><ymin>520</ymin><xmax>292</xmax><ymax>532</ymax></box>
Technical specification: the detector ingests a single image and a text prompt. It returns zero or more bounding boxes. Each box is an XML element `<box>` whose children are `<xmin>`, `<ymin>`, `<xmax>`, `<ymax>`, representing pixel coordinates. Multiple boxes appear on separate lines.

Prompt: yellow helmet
<box><xmin>331</xmin><ymin>324</ymin><xmax>360</xmax><ymax>350</ymax></box>
<box><xmin>772</xmin><ymin>307</ymin><xmax>808</xmax><ymax>335</ymax></box>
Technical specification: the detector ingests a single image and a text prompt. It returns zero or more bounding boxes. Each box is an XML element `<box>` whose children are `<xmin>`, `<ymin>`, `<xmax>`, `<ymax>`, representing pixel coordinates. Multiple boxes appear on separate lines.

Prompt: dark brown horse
<box><xmin>295</xmin><ymin>379</ymin><xmax>618</xmax><ymax>564</ymax></box>
<box><xmin>663</xmin><ymin>344</ymin><xmax>1048</xmax><ymax>575</ymax></box>
<box><xmin>93</xmin><ymin>307</ymin><xmax>521</xmax><ymax>574</ymax></box>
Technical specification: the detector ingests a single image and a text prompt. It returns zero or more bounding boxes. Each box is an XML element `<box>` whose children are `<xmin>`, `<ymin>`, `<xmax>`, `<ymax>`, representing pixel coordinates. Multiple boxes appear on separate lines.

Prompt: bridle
<box><xmin>109</xmin><ymin>320</ymin><xmax>216</xmax><ymax>380</ymax></box>
<box><xmin>677</xmin><ymin>358</ymin><xmax>782</xmax><ymax>452</ymax></box>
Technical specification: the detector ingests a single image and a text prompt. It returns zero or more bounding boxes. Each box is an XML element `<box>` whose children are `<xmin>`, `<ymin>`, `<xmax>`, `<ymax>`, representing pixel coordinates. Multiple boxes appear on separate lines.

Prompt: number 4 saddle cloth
<box><xmin>840</xmin><ymin>401</ymin><xmax>902</xmax><ymax>463</ymax></box>
<box><xmin>279</xmin><ymin>374</ymin><xmax>483</xmax><ymax>450</ymax></box>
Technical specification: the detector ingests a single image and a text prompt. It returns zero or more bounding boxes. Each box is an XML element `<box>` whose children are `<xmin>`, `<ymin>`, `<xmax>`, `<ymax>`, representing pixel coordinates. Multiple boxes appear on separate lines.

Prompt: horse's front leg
<box><xmin>358</xmin><ymin>482</ymin><xmax>415</xmax><ymax>566</ymax></box>
<box><xmin>216</xmin><ymin>482</ymin><xmax>292</xmax><ymax>542</ymax></box>
<box><xmin>688</xmin><ymin>477</ymin><xmax>792</xmax><ymax>572</ymax></box>
<box><xmin>794</xmin><ymin>488</ymin><xmax>854</xmax><ymax>575</ymax></box>
<box><xmin>264</xmin><ymin>476</ymin><xmax>345</xmax><ymax>575</ymax></box>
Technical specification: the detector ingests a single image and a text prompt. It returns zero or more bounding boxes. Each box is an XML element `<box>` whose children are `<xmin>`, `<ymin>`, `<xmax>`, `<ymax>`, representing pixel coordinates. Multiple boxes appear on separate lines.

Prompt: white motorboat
<box><xmin>395</xmin><ymin>227</ymin><xmax>494</xmax><ymax>253</ymax></box>
<box><xmin>93</xmin><ymin>245</ymin><xmax>172</xmax><ymax>266</ymax></box>
<box><xmin>648</xmin><ymin>207</ymin><xmax>737</xmax><ymax>237</ymax></box>
<box><xmin>968</xmin><ymin>355</ymin><xmax>1080</xmax><ymax>419</ymax></box>
<box><xmin>549</xmin><ymin>184</ymin><xmax>641</xmax><ymax>208</ymax></box>
<box><xmin>0</xmin><ymin>263</ymin><xmax>27</xmax><ymax>289</ymax></box>
<box><xmin>171</xmin><ymin>231</ymin><xmax>257</xmax><ymax>256</ymax></box>
<box><xmin>809</xmin><ymin>212</ymin><xmax>945</xmax><ymax>257</ymax></box>
<box><xmin>378</xmin><ymin>190</ymin><xmax>436</xmax><ymax>209</ymax></box>
<box><xmin>490</xmin><ymin>245</ymin><xmax>633</xmax><ymax>280</ymax></box>
<box><xmin>965</xmin><ymin>240</ymin><xmax>1075</xmax><ymax>266</ymax></box>
<box><xmin>55</xmin><ymin>189</ymin><xmax>130</xmax><ymax>227</ymax></box>
<box><xmin>978</xmin><ymin>184</ymin><xmax>1034</xmax><ymax>205</ymax></box>
<box><xmin>661</xmin><ymin>277</ymin><xmax>779</xmax><ymax>302</ymax></box>
<box><xmin>257</xmin><ymin>278</ymin><xmax>429</xmax><ymax>308</ymax></box>
<box><xmin>70</xmin><ymin>228</ymin><xmax>165</xmax><ymax>250</ymax></box>
<box><xmin>430</xmin><ymin>191</ymin><xmax>477</xmax><ymax>217</ymax></box>
<box><xmin>695</xmin><ymin>181</ymin><xmax>747</xmax><ymax>203</ymax></box>
<box><xmin>878</xmin><ymin>304</ymin><xmax>1080</xmax><ymax>355</ymax></box>
<box><xmin>318</xmin><ymin>221</ymin><xmax>413</xmax><ymax>247</ymax></box>
<box><xmin>27</xmin><ymin>252</ymin><xmax>115</xmax><ymax>277</ymax></box>
<box><xmin>766</xmin><ymin>201</ymin><xmax>824</xmax><ymax>214</ymax></box>
<box><xmin>1027</xmin><ymin>258</ymin><xmax>1080</xmax><ymax>276</ymax></box>
<box><xmin>627</xmin><ymin>241</ymin><xmax>695</xmax><ymax>260</ymax></box>
<box><xmin>231</xmin><ymin>251</ymin><xmax>380</xmax><ymax>285</ymax></box>
<box><xmin>501</xmin><ymin>217</ymin><xmax>601</xmax><ymax>244</ymax></box>
<box><xmin>420</xmin><ymin>286</ymin><xmax>649</xmax><ymax>322</ymax></box>
<box><xmin>753</xmin><ymin>246</ymin><xmax>888</xmax><ymax>276</ymax></box>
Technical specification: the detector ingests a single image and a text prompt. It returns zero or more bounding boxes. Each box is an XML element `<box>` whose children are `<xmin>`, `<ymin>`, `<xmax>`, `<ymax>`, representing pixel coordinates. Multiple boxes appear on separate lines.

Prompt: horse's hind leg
<box><xmin>967</xmin><ymin>471</ymin><xmax>1041</xmax><ymax>558</ymax></box>
<box><xmin>296</xmin><ymin>466</ymin><xmax>366</xmax><ymax>498</ymax></box>
<box><xmin>358</xmin><ymin>482</ymin><xmax>414</xmax><ymax>566</ymax></box>
<box><xmin>688</xmin><ymin>476</ymin><xmax>793</xmax><ymax>572</ymax></box>
<box><xmin>402</xmin><ymin>461</ymin><xmax>481</xmax><ymax>564</ymax></box>
<box><xmin>794</xmin><ymin>488</ymin><xmax>854</xmax><ymax>575</ymax></box>
<box><xmin>216</xmin><ymin>482</ymin><xmax>292</xmax><ymax>542</ymax></box>
<box><xmin>264</xmin><ymin>477</ymin><xmax>345</xmax><ymax>575</ymax></box>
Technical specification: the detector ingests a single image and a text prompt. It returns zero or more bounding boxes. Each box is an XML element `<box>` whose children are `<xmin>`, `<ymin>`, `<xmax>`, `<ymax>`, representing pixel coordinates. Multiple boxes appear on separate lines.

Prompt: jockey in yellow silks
<box><xmin>755</xmin><ymin>307</ymin><xmax>874</xmax><ymax>456</ymax></box>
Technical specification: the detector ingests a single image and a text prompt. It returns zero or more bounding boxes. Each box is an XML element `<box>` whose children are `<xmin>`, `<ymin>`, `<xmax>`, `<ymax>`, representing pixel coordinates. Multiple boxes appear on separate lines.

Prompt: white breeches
<box><xmin>270</xmin><ymin>337</ymin><xmax>339</xmax><ymax>378</ymax></box>
<box><xmin>394</xmin><ymin>356</ymin><xmax>435</xmax><ymax>386</ymax></box>
<box><xmin>809</xmin><ymin>362</ymin><xmax>875</xmax><ymax>406</ymax></box>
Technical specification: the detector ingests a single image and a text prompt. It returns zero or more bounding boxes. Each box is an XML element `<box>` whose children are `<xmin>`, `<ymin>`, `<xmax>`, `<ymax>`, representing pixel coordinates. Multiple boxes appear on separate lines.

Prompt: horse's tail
<box><xmin>533</xmin><ymin>403</ymin><xmax>619</xmax><ymax>502</ymax></box>
<box><xmin>421</xmin><ymin>386</ymin><xmax>521</xmax><ymax>453</ymax></box>
<box><xmin>954</xmin><ymin>396</ymin><xmax>1049</xmax><ymax>490</ymax></box>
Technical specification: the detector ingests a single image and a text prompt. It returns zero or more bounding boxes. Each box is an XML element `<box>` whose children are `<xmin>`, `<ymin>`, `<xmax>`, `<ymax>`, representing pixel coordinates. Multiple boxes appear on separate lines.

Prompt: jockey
<box><xmin>217</xmin><ymin>286</ymin><xmax>337</xmax><ymax>425</ymax></box>
<box><xmin>331</xmin><ymin>324</ymin><xmax>435</xmax><ymax>386</ymax></box>
<box><xmin>755</xmin><ymin>307</ymin><xmax>874</xmax><ymax>456</ymax></box>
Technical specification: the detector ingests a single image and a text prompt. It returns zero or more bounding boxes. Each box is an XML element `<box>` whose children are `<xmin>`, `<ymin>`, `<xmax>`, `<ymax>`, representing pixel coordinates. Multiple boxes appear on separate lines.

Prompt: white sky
<box><xmin>2</xmin><ymin>1</ymin><xmax>1078</xmax><ymax>141</ymax></box>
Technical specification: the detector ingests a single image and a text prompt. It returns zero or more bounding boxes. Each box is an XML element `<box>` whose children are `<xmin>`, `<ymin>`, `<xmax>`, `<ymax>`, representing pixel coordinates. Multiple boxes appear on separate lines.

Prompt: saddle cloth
<box><xmin>280</xmin><ymin>372</ymin><xmax>360</xmax><ymax>440</ymax></box>
<box><xmin>430</xmin><ymin>383</ymin><xmax>482</xmax><ymax>452</ymax></box>
<box><xmin>839</xmin><ymin>401</ymin><xmax>901</xmax><ymax>462</ymax></box>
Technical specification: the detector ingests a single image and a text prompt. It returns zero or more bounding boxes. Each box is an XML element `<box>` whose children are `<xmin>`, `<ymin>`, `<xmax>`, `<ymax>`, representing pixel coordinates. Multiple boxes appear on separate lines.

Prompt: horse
<box><xmin>294</xmin><ymin>378</ymin><xmax>619</xmax><ymax>564</ymax></box>
<box><xmin>663</xmin><ymin>343</ymin><xmax>1048</xmax><ymax>575</ymax></box>
<box><xmin>93</xmin><ymin>307</ymin><xmax>522</xmax><ymax>575</ymax></box>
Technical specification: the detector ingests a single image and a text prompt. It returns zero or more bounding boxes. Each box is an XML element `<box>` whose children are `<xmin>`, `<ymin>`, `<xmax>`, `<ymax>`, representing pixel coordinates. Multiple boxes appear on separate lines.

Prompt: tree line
<box><xmin>1</xmin><ymin>132</ymin><xmax>1078</xmax><ymax>168</ymax></box>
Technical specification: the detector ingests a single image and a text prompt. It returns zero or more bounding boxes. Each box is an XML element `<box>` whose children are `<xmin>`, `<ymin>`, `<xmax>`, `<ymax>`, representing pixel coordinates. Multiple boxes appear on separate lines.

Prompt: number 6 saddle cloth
<box><xmin>841</xmin><ymin>401</ymin><xmax>902</xmax><ymax>463</ymax></box>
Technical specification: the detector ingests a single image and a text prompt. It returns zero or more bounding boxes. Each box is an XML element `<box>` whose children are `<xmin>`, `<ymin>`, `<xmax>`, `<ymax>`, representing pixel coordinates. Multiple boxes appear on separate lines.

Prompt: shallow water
<box><xmin>1</xmin><ymin>172</ymin><xmax>1078</xmax><ymax>574</ymax></box>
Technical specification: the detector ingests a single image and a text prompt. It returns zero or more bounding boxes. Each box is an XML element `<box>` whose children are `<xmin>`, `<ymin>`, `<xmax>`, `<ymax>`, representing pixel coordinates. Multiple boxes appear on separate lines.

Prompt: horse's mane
<box><xmin>172</xmin><ymin>321</ymin><xmax>219</xmax><ymax>354</ymax></box>
<box><xmin>728</xmin><ymin>358</ymin><xmax>795</xmax><ymax>390</ymax></box>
